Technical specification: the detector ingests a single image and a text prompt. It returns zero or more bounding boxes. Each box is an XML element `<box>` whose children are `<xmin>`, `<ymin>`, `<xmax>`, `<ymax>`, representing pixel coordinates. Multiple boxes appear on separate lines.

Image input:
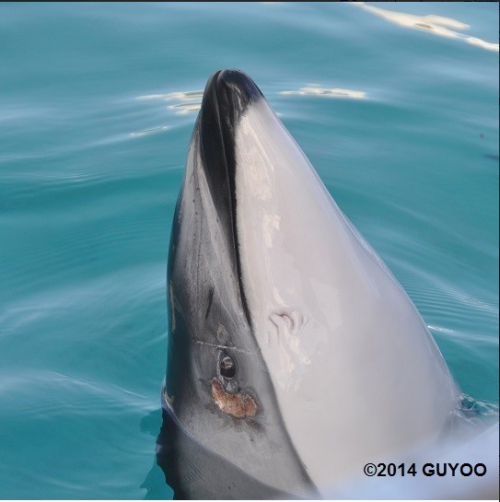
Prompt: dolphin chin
<box><xmin>158</xmin><ymin>69</ymin><xmax>461</xmax><ymax>499</ymax></box>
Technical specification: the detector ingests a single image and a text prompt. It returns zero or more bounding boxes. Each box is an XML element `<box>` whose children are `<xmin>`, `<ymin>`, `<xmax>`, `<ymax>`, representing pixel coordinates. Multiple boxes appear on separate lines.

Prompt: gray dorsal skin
<box><xmin>157</xmin><ymin>406</ymin><xmax>303</xmax><ymax>500</ymax></box>
<box><xmin>157</xmin><ymin>70</ymin><xmax>318</xmax><ymax>499</ymax></box>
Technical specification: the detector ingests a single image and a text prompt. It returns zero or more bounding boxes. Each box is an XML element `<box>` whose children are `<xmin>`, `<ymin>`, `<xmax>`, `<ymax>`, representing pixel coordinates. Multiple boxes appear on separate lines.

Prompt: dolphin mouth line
<box><xmin>197</xmin><ymin>70</ymin><xmax>266</xmax><ymax>329</ymax></box>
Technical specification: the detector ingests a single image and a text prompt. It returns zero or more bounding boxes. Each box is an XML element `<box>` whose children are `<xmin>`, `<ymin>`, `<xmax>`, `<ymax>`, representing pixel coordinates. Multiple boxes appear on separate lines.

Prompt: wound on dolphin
<box><xmin>211</xmin><ymin>379</ymin><xmax>258</xmax><ymax>419</ymax></box>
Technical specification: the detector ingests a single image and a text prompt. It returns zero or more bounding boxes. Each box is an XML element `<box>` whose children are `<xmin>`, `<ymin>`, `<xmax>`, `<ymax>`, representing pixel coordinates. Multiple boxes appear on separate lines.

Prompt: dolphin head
<box><xmin>162</xmin><ymin>70</ymin><xmax>315</xmax><ymax>498</ymax></box>
<box><xmin>160</xmin><ymin>69</ymin><xmax>460</xmax><ymax>498</ymax></box>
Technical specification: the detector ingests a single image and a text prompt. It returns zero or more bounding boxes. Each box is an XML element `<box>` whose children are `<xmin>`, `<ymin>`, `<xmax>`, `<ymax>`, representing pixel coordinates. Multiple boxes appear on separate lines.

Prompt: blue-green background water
<box><xmin>0</xmin><ymin>2</ymin><xmax>498</xmax><ymax>499</ymax></box>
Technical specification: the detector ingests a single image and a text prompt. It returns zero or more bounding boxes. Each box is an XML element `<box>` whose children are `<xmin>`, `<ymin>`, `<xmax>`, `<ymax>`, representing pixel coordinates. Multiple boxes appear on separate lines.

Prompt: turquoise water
<box><xmin>0</xmin><ymin>2</ymin><xmax>498</xmax><ymax>499</ymax></box>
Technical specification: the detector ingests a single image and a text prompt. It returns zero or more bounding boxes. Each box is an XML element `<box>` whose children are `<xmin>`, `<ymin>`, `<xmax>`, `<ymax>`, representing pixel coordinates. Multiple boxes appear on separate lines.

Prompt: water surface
<box><xmin>0</xmin><ymin>2</ymin><xmax>498</xmax><ymax>498</ymax></box>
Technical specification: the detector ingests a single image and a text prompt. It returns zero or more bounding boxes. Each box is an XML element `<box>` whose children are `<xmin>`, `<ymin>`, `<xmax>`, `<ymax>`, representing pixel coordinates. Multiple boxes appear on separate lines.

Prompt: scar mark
<box><xmin>205</xmin><ymin>287</ymin><xmax>214</xmax><ymax>319</ymax></box>
<box><xmin>192</xmin><ymin>339</ymin><xmax>253</xmax><ymax>355</ymax></box>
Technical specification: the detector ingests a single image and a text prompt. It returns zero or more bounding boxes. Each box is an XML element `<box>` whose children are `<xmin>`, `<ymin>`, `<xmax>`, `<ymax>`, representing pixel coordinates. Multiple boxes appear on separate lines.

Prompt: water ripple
<box><xmin>136</xmin><ymin>90</ymin><xmax>203</xmax><ymax>115</ymax></box>
<box><xmin>353</xmin><ymin>3</ymin><xmax>499</xmax><ymax>52</ymax></box>
<box><xmin>281</xmin><ymin>85</ymin><xmax>366</xmax><ymax>99</ymax></box>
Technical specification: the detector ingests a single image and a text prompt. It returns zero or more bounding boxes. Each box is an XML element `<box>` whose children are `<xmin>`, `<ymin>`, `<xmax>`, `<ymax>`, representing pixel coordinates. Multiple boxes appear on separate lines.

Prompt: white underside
<box><xmin>235</xmin><ymin>101</ymin><xmax>460</xmax><ymax>494</ymax></box>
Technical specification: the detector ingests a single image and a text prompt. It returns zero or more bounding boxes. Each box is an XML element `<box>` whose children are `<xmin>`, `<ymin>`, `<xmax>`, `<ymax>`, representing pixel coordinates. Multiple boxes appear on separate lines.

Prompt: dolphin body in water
<box><xmin>157</xmin><ymin>69</ymin><xmax>461</xmax><ymax>499</ymax></box>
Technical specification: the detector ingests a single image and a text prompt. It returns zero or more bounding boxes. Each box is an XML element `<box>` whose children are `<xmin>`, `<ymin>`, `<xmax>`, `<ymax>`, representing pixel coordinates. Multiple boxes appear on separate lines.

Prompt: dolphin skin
<box><xmin>157</xmin><ymin>69</ymin><xmax>460</xmax><ymax>499</ymax></box>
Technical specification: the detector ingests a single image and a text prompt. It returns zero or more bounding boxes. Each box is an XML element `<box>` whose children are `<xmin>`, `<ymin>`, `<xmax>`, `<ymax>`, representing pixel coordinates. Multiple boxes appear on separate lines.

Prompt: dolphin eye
<box><xmin>219</xmin><ymin>354</ymin><xmax>236</xmax><ymax>379</ymax></box>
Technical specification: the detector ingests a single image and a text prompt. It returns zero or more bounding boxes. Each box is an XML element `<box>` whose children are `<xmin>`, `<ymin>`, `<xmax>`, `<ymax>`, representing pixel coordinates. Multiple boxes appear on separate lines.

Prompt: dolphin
<box><xmin>157</xmin><ymin>69</ymin><xmax>461</xmax><ymax>499</ymax></box>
